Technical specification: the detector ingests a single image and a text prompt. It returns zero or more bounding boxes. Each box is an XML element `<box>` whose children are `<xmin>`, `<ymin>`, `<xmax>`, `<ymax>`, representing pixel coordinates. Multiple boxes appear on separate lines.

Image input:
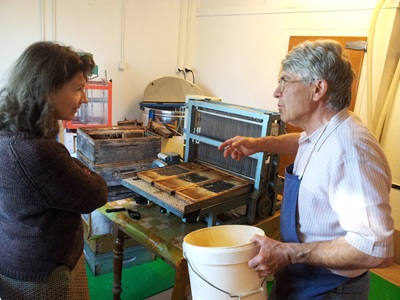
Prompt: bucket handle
<box><xmin>184</xmin><ymin>252</ymin><xmax>267</xmax><ymax>299</ymax></box>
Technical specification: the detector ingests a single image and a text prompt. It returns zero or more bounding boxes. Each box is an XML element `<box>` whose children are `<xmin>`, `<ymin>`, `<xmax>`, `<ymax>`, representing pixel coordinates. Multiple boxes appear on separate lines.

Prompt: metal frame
<box><xmin>183</xmin><ymin>97</ymin><xmax>285</xmax><ymax>225</ymax></box>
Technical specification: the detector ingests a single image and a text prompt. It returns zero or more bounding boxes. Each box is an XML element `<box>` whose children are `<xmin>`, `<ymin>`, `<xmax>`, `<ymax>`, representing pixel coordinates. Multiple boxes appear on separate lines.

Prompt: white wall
<box><xmin>0</xmin><ymin>0</ymin><xmax>184</xmax><ymax>122</ymax></box>
<box><xmin>1</xmin><ymin>0</ymin><xmax>398</xmax><ymax>120</ymax></box>
<box><xmin>189</xmin><ymin>0</ymin><xmax>399</xmax><ymax>112</ymax></box>
<box><xmin>0</xmin><ymin>0</ymin><xmax>42</xmax><ymax>83</ymax></box>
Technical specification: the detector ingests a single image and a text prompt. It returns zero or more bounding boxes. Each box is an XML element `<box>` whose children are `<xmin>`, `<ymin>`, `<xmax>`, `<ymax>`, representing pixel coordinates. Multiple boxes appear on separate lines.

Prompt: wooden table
<box><xmin>98</xmin><ymin>200</ymin><xmax>280</xmax><ymax>300</ymax></box>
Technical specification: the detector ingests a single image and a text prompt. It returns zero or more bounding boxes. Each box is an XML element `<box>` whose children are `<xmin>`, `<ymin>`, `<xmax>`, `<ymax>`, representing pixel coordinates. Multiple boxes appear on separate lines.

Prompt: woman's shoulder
<box><xmin>8</xmin><ymin>132</ymin><xmax>69</xmax><ymax>162</ymax></box>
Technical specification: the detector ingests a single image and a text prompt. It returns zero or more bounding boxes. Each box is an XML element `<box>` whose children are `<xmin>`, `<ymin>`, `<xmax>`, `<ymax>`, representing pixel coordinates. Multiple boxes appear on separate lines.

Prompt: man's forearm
<box><xmin>285</xmin><ymin>236</ymin><xmax>393</xmax><ymax>270</ymax></box>
<box><xmin>257</xmin><ymin>133</ymin><xmax>300</xmax><ymax>155</ymax></box>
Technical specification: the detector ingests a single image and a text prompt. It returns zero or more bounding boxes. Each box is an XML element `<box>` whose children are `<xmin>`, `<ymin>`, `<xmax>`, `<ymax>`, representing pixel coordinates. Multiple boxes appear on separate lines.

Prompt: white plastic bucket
<box><xmin>183</xmin><ymin>225</ymin><xmax>267</xmax><ymax>300</ymax></box>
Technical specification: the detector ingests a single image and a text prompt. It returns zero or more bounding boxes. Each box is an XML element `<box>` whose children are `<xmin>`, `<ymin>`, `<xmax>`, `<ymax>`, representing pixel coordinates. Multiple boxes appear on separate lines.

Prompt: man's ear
<box><xmin>312</xmin><ymin>79</ymin><xmax>328</xmax><ymax>101</ymax></box>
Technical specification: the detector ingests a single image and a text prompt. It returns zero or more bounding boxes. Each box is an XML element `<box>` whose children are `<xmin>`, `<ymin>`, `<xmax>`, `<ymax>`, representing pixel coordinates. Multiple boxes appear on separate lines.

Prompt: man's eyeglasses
<box><xmin>277</xmin><ymin>79</ymin><xmax>314</xmax><ymax>93</ymax></box>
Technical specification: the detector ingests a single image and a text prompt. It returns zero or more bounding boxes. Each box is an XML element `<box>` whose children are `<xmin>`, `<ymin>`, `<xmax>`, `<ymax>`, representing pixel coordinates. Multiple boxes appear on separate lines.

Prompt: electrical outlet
<box><xmin>119</xmin><ymin>62</ymin><xmax>127</xmax><ymax>70</ymax></box>
<box><xmin>176</xmin><ymin>66</ymin><xmax>184</xmax><ymax>73</ymax></box>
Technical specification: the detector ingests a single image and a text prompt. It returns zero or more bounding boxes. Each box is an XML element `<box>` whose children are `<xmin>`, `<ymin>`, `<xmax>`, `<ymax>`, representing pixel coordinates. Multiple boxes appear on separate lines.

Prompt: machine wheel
<box><xmin>183</xmin><ymin>211</ymin><xmax>200</xmax><ymax>223</ymax></box>
<box><xmin>256</xmin><ymin>195</ymin><xmax>272</xmax><ymax>219</ymax></box>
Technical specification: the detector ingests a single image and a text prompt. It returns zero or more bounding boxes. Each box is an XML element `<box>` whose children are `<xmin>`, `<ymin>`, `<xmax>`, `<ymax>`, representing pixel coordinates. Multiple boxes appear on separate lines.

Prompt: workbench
<box><xmin>97</xmin><ymin>199</ymin><xmax>280</xmax><ymax>300</ymax></box>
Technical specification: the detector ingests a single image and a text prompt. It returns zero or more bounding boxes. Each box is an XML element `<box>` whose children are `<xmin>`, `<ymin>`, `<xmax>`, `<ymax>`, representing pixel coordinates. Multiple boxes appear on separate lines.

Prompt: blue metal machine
<box><xmin>183</xmin><ymin>97</ymin><xmax>285</xmax><ymax>225</ymax></box>
<box><xmin>123</xmin><ymin>97</ymin><xmax>285</xmax><ymax>226</ymax></box>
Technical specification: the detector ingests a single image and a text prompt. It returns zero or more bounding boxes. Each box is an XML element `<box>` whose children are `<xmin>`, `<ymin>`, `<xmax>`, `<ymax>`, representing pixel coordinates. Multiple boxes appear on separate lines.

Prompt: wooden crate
<box><xmin>76</xmin><ymin>126</ymin><xmax>161</xmax><ymax>164</ymax></box>
<box><xmin>77</xmin><ymin>151</ymin><xmax>154</xmax><ymax>186</ymax></box>
<box><xmin>76</xmin><ymin>126</ymin><xmax>161</xmax><ymax>192</ymax></box>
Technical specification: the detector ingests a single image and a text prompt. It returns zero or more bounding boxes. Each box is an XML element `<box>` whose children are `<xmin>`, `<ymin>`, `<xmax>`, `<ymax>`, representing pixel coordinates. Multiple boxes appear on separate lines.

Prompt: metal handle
<box><xmin>184</xmin><ymin>252</ymin><xmax>266</xmax><ymax>299</ymax></box>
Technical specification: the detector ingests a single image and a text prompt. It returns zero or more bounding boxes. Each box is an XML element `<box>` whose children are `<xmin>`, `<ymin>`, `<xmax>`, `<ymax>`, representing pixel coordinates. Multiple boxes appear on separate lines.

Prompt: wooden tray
<box><xmin>175</xmin><ymin>177</ymin><xmax>253</xmax><ymax>203</ymax></box>
<box><xmin>137</xmin><ymin>162</ymin><xmax>208</xmax><ymax>184</ymax></box>
<box><xmin>153</xmin><ymin>170</ymin><xmax>224</xmax><ymax>194</ymax></box>
<box><xmin>136</xmin><ymin>162</ymin><xmax>253</xmax><ymax>204</ymax></box>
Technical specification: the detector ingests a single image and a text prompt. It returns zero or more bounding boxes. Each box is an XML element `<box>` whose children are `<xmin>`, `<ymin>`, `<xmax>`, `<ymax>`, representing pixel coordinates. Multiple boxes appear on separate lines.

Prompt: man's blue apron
<box><xmin>273</xmin><ymin>163</ymin><xmax>352</xmax><ymax>299</ymax></box>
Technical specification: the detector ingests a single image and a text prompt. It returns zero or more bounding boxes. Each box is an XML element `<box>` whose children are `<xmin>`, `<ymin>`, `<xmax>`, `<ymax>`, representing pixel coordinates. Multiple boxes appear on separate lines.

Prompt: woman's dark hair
<box><xmin>0</xmin><ymin>41</ymin><xmax>95</xmax><ymax>138</ymax></box>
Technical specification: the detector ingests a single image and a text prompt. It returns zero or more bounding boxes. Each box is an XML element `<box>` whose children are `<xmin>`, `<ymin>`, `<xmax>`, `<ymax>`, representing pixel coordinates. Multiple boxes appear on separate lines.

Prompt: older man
<box><xmin>219</xmin><ymin>40</ymin><xmax>394</xmax><ymax>299</ymax></box>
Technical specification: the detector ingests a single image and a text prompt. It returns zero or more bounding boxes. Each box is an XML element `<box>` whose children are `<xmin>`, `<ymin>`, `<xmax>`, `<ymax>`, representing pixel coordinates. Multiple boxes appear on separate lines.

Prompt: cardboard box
<box><xmin>254</xmin><ymin>210</ymin><xmax>281</xmax><ymax>241</ymax></box>
<box><xmin>84</xmin><ymin>240</ymin><xmax>155</xmax><ymax>276</ymax></box>
<box><xmin>83</xmin><ymin>215</ymin><xmax>138</xmax><ymax>255</ymax></box>
<box><xmin>394</xmin><ymin>229</ymin><xmax>400</xmax><ymax>264</ymax></box>
<box><xmin>372</xmin><ymin>263</ymin><xmax>400</xmax><ymax>287</ymax></box>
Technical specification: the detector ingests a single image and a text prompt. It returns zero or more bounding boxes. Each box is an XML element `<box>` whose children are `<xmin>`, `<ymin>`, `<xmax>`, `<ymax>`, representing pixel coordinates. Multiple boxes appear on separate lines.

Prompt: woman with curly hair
<box><xmin>0</xmin><ymin>41</ymin><xmax>108</xmax><ymax>300</ymax></box>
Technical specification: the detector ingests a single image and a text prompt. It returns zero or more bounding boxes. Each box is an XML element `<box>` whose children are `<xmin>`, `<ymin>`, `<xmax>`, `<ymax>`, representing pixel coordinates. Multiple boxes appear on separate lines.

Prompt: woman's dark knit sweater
<box><xmin>0</xmin><ymin>132</ymin><xmax>108</xmax><ymax>282</ymax></box>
